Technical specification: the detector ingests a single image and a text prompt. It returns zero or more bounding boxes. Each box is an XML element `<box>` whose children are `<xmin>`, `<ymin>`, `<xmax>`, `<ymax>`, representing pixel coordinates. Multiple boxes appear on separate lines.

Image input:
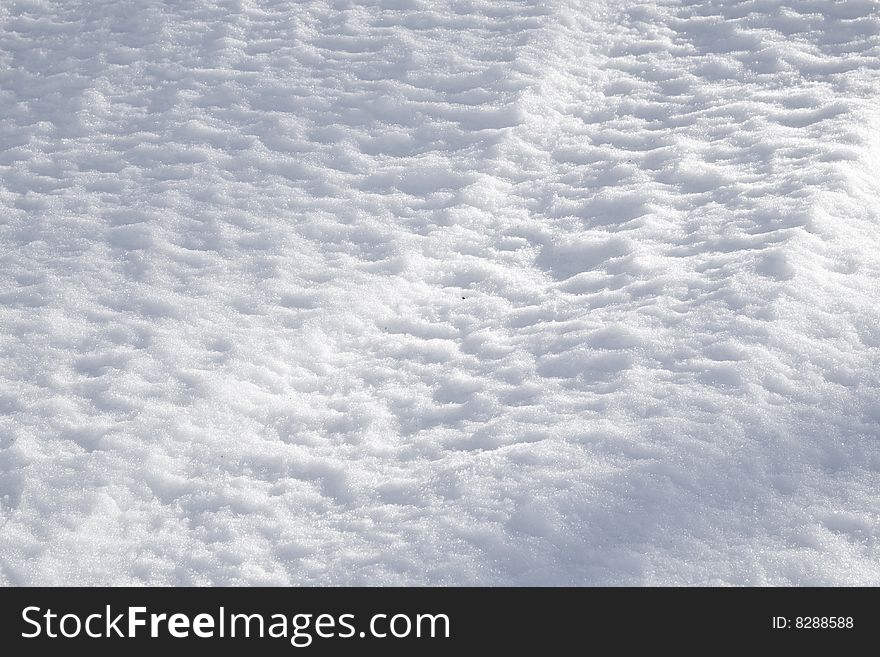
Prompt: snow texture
<box><xmin>1</xmin><ymin>0</ymin><xmax>879</xmax><ymax>585</ymax></box>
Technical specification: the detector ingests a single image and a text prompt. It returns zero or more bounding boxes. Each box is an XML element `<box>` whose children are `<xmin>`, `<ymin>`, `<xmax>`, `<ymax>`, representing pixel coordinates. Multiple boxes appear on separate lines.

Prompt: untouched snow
<box><xmin>1</xmin><ymin>0</ymin><xmax>879</xmax><ymax>585</ymax></box>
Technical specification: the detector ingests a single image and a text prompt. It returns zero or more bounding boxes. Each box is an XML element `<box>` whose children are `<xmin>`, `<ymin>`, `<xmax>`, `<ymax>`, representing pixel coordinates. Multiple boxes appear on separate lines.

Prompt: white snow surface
<box><xmin>1</xmin><ymin>0</ymin><xmax>879</xmax><ymax>585</ymax></box>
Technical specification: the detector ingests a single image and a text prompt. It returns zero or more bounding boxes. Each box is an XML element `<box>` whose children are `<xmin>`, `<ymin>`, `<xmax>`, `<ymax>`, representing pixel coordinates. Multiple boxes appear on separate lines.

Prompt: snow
<box><xmin>1</xmin><ymin>0</ymin><xmax>879</xmax><ymax>585</ymax></box>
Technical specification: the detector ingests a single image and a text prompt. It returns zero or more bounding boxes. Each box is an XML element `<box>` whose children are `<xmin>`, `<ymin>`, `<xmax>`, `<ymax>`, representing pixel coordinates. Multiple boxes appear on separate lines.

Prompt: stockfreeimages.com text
<box><xmin>22</xmin><ymin>606</ymin><xmax>450</xmax><ymax>647</ymax></box>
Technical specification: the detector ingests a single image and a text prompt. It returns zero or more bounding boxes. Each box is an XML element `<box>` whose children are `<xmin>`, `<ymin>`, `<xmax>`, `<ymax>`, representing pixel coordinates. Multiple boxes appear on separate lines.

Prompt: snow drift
<box><xmin>1</xmin><ymin>0</ymin><xmax>879</xmax><ymax>585</ymax></box>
